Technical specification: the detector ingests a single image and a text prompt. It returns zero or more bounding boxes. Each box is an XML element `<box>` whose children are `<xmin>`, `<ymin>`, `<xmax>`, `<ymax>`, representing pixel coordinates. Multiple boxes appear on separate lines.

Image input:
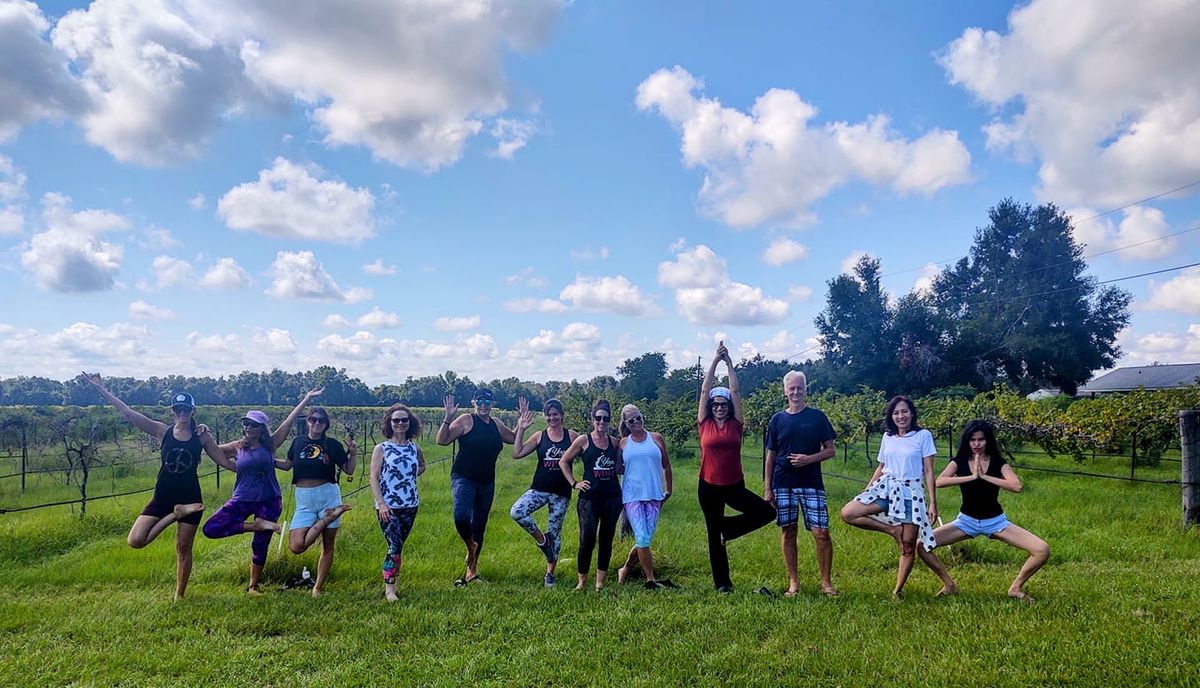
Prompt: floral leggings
<box><xmin>509</xmin><ymin>489</ymin><xmax>570</xmax><ymax>561</ymax></box>
<box><xmin>379</xmin><ymin>506</ymin><xmax>418</xmax><ymax>583</ymax></box>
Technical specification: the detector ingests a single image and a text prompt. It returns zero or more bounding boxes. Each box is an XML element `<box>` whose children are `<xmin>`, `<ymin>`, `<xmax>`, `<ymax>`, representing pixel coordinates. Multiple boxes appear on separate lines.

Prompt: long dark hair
<box><xmin>883</xmin><ymin>395</ymin><xmax>921</xmax><ymax>436</ymax></box>
<box><xmin>239</xmin><ymin>422</ymin><xmax>274</xmax><ymax>453</ymax></box>
<box><xmin>954</xmin><ymin>419</ymin><xmax>1001</xmax><ymax>462</ymax></box>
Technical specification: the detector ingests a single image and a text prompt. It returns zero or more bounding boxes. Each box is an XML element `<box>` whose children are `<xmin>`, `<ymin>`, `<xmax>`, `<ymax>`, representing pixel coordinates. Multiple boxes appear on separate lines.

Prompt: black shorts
<box><xmin>141</xmin><ymin>482</ymin><xmax>204</xmax><ymax>525</ymax></box>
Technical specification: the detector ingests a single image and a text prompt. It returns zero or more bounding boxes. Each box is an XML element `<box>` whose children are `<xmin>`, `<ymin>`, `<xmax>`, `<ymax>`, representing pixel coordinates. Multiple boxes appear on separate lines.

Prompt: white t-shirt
<box><xmin>877</xmin><ymin>429</ymin><xmax>936</xmax><ymax>480</ymax></box>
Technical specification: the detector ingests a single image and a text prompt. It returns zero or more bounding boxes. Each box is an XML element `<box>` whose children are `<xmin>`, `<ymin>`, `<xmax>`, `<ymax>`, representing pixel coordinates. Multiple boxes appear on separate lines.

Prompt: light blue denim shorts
<box><xmin>291</xmin><ymin>482</ymin><xmax>344</xmax><ymax>530</ymax></box>
<box><xmin>950</xmin><ymin>512</ymin><xmax>1010</xmax><ymax>538</ymax></box>
<box><xmin>873</xmin><ymin>498</ymin><xmax>913</xmax><ymax>523</ymax></box>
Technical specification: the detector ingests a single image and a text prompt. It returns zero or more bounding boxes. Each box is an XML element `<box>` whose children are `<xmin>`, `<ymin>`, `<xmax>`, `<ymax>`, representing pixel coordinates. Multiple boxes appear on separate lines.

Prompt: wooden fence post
<box><xmin>1131</xmin><ymin>428</ymin><xmax>1138</xmax><ymax>480</ymax></box>
<box><xmin>1181</xmin><ymin>409</ymin><xmax>1200</xmax><ymax>528</ymax></box>
<box><xmin>20</xmin><ymin>424</ymin><xmax>28</xmax><ymax>493</ymax></box>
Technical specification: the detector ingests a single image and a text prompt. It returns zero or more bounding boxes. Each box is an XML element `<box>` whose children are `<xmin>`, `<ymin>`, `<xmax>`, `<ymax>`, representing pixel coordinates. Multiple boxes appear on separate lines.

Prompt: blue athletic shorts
<box><xmin>291</xmin><ymin>482</ymin><xmax>344</xmax><ymax>530</ymax></box>
<box><xmin>950</xmin><ymin>512</ymin><xmax>1010</xmax><ymax>538</ymax></box>
<box><xmin>773</xmin><ymin>487</ymin><xmax>829</xmax><ymax>530</ymax></box>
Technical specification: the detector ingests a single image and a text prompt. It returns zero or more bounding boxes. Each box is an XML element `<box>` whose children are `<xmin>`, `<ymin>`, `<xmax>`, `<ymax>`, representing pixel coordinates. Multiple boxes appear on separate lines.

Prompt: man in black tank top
<box><xmin>436</xmin><ymin>388</ymin><xmax>516</xmax><ymax>586</ymax></box>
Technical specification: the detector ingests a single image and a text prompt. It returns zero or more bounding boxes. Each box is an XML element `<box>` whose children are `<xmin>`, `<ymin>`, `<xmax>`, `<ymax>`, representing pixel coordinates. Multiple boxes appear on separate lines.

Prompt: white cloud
<box><xmin>0</xmin><ymin>207</ymin><xmax>22</xmax><ymax>236</ymax></box>
<box><xmin>1117</xmin><ymin>324</ymin><xmax>1200</xmax><ymax>366</ymax></box>
<box><xmin>188</xmin><ymin>193</ymin><xmax>206</xmax><ymax>210</ymax></box>
<box><xmin>1144</xmin><ymin>267</ymin><xmax>1200</xmax><ymax>314</ymax></box>
<box><xmin>266</xmin><ymin>250</ymin><xmax>357</xmax><ymax>301</ymax></box>
<box><xmin>49</xmin><ymin>321</ymin><xmax>149</xmax><ymax>358</ymax></box>
<box><xmin>504</xmin><ymin>267</ymin><xmax>548</xmax><ymax>289</ymax></box>
<box><xmin>1069</xmin><ymin>205</ymin><xmax>1177</xmax><ymax>261</ymax></box>
<box><xmin>317</xmin><ymin>331</ymin><xmax>380</xmax><ymax>360</ymax></box>
<box><xmin>186</xmin><ymin>331</ymin><xmax>242</xmax><ymax>361</ymax></box>
<box><xmin>253</xmin><ymin>327</ymin><xmax>297</xmax><ymax>354</ymax></box>
<box><xmin>0</xmin><ymin>155</ymin><xmax>27</xmax><ymax>201</ymax></box>
<box><xmin>840</xmin><ymin>250</ymin><xmax>870</xmax><ymax>274</ymax></box>
<box><xmin>636</xmin><ymin>66</ymin><xmax>971</xmax><ymax>228</ymax></box>
<box><xmin>912</xmin><ymin>263</ymin><xmax>941</xmax><ymax>295</ymax></box>
<box><xmin>657</xmin><ymin>242</ymin><xmax>789</xmax><ymax>325</ymax></box>
<box><xmin>21</xmin><ymin>194</ymin><xmax>127</xmax><ymax>292</ymax></box>
<box><xmin>362</xmin><ymin>258</ymin><xmax>397</xmax><ymax>276</ymax></box>
<box><xmin>322</xmin><ymin>314</ymin><xmax>351</xmax><ymax>329</ymax></box>
<box><xmin>940</xmin><ymin>0</ymin><xmax>1200</xmax><ymax>207</ymax></box>
<box><xmin>559</xmin><ymin>275</ymin><xmax>660</xmax><ymax>317</ymax></box>
<box><xmin>51</xmin><ymin>0</ymin><xmax>250</xmax><ymax>165</ymax></box>
<box><xmin>149</xmin><ymin>255</ymin><xmax>195</xmax><ymax>290</ymax></box>
<box><xmin>200</xmin><ymin>257</ymin><xmax>251</xmax><ymax>290</ymax></box>
<box><xmin>0</xmin><ymin>1</ymin><xmax>86</xmax><ymax>142</ymax></box>
<box><xmin>356</xmin><ymin>308</ymin><xmax>401</xmax><ymax>330</ymax></box>
<box><xmin>345</xmin><ymin>287</ymin><xmax>373</xmax><ymax>303</ymax></box>
<box><xmin>140</xmin><ymin>226</ymin><xmax>179</xmax><ymax>250</ymax></box>
<box><xmin>503</xmin><ymin>297</ymin><xmax>567</xmax><ymax>313</ymax></box>
<box><xmin>490</xmin><ymin>118</ymin><xmax>538</xmax><ymax>159</ymax></box>
<box><xmin>232</xmin><ymin>1</ymin><xmax>561</xmax><ymax>170</ymax></box>
<box><xmin>128</xmin><ymin>300</ymin><xmax>174</xmax><ymax>320</ymax></box>
<box><xmin>787</xmin><ymin>285</ymin><xmax>814</xmax><ymax>302</ymax></box>
<box><xmin>762</xmin><ymin>237</ymin><xmax>809</xmax><ymax>266</ymax></box>
<box><xmin>217</xmin><ymin>157</ymin><xmax>375</xmax><ymax>244</ymax></box>
<box><xmin>434</xmin><ymin>315</ymin><xmax>481</xmax><ymax>332</ymax></box>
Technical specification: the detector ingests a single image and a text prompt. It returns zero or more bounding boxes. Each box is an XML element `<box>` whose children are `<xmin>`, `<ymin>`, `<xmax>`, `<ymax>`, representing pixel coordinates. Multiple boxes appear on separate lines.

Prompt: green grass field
<box><xmin>1</xmin><ymin>434</ymin><xmax>1198</xmax><ymax>687</ymax></box>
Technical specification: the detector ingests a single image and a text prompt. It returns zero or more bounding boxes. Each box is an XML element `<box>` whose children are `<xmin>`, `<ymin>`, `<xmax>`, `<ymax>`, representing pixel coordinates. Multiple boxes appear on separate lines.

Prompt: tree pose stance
<box><xmin>510</xmin><ymin>397</ymin><xmax>577</xmax><ymax>587</ymax></box>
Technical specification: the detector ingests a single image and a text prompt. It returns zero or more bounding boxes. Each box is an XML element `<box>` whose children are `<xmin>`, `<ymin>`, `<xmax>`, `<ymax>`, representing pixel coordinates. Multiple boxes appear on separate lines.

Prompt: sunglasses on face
<box><xmin>593</xmin><ymin>415</ymin><xmax>610</xmax><ymax>422</ymax></box>
<box><xmin>390</xmin><ymin>417</ymin><xmax>410</xmax><ymax>424</ymax></box>
<box><xmin>241</xmin><ymin>420</ymin><xmax>262</xmax><ymax>429</ymax></box>
<box><xmin>474</xmin><ymin>399</ymin><xmax>493</xmax><ymax>406</ymax></box>
<box><xmin>626</xmin><ymin>415</ymin><xmax>644</xmax><ymax>424</ymax></box>
<box><xmin>712</xmin><ymin>402</ymin><xmax>730</xmax><ymax>408</ymax></box>
<box><xmin>307</xmin><ymin>417</ymin><xmax>327</xmax><ymax>424</ymax></box>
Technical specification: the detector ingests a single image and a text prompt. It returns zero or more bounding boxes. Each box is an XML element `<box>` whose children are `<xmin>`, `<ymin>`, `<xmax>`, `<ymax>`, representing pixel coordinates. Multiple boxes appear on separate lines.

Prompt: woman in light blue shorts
<box><xmin>918</xmin><ymin>420</ymin><xmax>1050</xmax><ymax>602</ymax></box>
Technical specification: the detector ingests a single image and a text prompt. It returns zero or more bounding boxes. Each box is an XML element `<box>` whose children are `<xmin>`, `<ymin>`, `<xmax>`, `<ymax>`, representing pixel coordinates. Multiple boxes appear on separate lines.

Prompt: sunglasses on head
<box><xmin>593</xmin><ymin>414</ymin><xmax>610</xmax><ymax>422</ymax></box>
<box><xmin>390</xmin><ymin>417</ymin><xmax>410</xmax><ymax>424</ymax></box>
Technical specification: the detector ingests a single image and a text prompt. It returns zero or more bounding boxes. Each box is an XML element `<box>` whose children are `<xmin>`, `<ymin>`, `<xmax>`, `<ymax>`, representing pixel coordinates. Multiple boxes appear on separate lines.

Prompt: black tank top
<box><xmin>531</xmin><ymin>430</ymin><xmax>573</xmax><ymax>497</ymax></box>
<box><xmin>156</xmin><ymin>428</ymin><xmax>203</xmax><ymax>500</ymax></box>
<box><xmin>452</xmin><ymin>415</ymin><xmax>503</xmax><ymax>484</ymax></box>
<box><xmin>954</xmin><ymin>455</ymin><xmax>1006</xmax><ymax>519</ymax></box>
<box><xmin>579</xmin><ymin>432</ymin><xmax>620</xmax><ymax>501</ymax></box>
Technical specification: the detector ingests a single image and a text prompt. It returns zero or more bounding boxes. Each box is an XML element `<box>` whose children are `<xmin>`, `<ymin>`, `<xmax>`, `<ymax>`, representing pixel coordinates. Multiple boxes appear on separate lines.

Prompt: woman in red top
<box><xmin>697</xmin><ymin>341</ymin><xmax>776</xmax><ymax>593</ymax></box>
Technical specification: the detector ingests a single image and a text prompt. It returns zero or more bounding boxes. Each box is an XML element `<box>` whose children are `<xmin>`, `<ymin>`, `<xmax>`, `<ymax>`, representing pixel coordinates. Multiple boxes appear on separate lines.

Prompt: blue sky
<box><xmin>1</xmin><ymin>0</ymin><xmax>1198</xmax><ymax>386</ymax></box>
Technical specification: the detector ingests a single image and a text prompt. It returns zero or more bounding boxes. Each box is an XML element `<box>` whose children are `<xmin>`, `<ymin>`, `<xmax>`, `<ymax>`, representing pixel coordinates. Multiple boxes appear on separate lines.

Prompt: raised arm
<box><xmin>698</xmin><ymin>347</ymin><xmax>722</xmax><ymax>424</ymax></box>
<box><xmin>493</xmin><ymin>414</ymin><xmax>517</xmax><ymax>444</ymax></box>
<box><xmin>80</xmin><ymin>373</ymin><xmax>167</xmax><ymax>439</ymax></box>
<box><xmin>512</xmin><ymin>403</ymin><xmax>541</xmax><ymax>459</ymax></box>
<box><xmin>725</xmin><ymin>349</ymin><xmax>743</xmax><ymax>424</ymax></box>
<box><xmin>198</xmin><ymin>428</ymin><xmax>237</xmax><ymax>470</ymax></box>
<box><xmin>270</xmin><ymin>387</ymin><xmax>324</xmax><ymax>450</ymax></box>
<box><xmin>436</xmin><ymin>394</ymin><xmax>469</xmax><ymax>445</ymax></box>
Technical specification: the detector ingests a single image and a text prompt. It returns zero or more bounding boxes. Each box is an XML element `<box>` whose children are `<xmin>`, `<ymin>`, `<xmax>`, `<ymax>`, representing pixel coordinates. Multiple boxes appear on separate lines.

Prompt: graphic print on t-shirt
<box><xmin>162</xmin><ymin>446</ymin><xmax>196</xmax><ymax>474</ymax></box>
<box><xmin>542</xmin><ymin>443</ymin><xmax>566</xmax><ymax>472</ymax></box>
<box><xmin>299</xmin><ymin>442</ymin><xmax>326</xmax><ymax>463</ymax></box>
<box><xmin>592</xmin><ymin>450</ymin><xmax>616</xmax><ymax>480</ymax></box>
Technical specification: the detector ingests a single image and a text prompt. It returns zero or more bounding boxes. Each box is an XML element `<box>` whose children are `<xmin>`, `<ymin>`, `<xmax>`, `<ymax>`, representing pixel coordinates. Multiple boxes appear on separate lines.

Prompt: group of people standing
<box><xmin>79</xmin><ymin>344</ymin><xmax>1049</xmax><ymax>603</ymax></box>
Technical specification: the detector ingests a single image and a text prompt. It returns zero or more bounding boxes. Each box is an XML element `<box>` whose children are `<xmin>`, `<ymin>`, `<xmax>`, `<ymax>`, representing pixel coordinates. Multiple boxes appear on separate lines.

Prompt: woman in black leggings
<box><xmin>559</xmin><ymin>399</ymin><xmax>622</xmax><ymax>591</ymax></box>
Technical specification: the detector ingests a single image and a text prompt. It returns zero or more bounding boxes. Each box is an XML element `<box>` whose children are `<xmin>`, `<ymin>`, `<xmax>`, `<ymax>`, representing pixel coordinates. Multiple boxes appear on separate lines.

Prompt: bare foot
<box><xmin>251</xmin><ymin>517</ymin><xmax>282</xmax><ymax>534</ymax></box>
<box><xmin>1008</xmin><ymin>590</ymin><xmax>1035</xmax><ymax>604</ymax></box>
<box><xmin>574</xmin><ymin>582</ymin><xmax>586</xmax><ymax>591</ymax></box>
<box><xmin>384</xmin><ymin>584</ymin><xmax>398</xmax><ymax>602</ymax></box>
<box><xmin>783</xmin><ymin>588</ymin><xmax>798</xmax><ymax>598</ymax></box>
<box><xmin>324</xmin><ymin>504</ymin><xmax>352</xmax><ymax>521</ymax></box>
<box><xmin>617</xmin><ymin>566</ymin><xmax>630</xmax><ymax>584</ymax></box>
<box><xmin>936</xmin><ymin>584</ymin><xmax>959</xmax><ymax>597</ymax></box>
<box><xmin>174</xmin><ymin>503</ymin><xmax>204</xmax><ymax>519</ymax></box>
<box><xmin>311</xmin><ymin>587</ymin><xmax>322</xmax><ymax>598</ymax></box>
<box><xmin>892</xmin><ymin>590</ymin><xmax>904</xmax><ymax>600</ymax></box>
<box><xmin>821</xmin><ymin>586</ymin><xmax>840</xmax><ymax>597</ymax></box>
<box><xmin>247</xmin><ymin>584</ymin><xmax>263</xmax><ymax>596</ymax></box>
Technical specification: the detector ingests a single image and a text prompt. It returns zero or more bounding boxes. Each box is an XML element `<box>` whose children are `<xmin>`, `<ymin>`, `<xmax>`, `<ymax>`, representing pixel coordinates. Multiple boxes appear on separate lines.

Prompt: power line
<box><xmin>962</xmin><ymin>259</ymin><xmax>1200</xmax><ymax>309</ymax></box>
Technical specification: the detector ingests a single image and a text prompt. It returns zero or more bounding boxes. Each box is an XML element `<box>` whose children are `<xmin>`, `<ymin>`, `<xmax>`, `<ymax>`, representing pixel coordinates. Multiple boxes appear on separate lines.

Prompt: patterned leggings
<box><xmin>379</xmin><ymin>506</ymin><xmax>418</xmax><ymax>583</ymax></box>
<box><xmin>509</xmin><ymin>490</ymin><xmax>570</xmax><ymax>561</ymax></box>
<box><xmin>202</xmin><ymin>496</ymin><xmax>282</xmax><ymax>566</ymax></box>
<box><xmin>624</xmin><ymin>499</ymin><xmax>663</xmax><ymax>549</ymax></box>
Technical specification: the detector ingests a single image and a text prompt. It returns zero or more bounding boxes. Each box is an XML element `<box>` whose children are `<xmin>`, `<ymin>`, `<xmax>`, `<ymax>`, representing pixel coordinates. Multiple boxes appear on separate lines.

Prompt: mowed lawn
<box><xmin>1</xmin><ymin>437</ymin><xmax>1198</xmax><ymax>687</ymax></box>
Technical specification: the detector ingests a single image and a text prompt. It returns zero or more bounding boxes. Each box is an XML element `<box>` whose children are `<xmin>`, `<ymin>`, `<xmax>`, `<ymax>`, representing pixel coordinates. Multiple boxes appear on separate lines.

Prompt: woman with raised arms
<box><xmin>559</xmin><ymin>399</ymin><xmax>623</xmax><ymax>591</ymax></box>
<box><xmin>369</xmin><ymin>403</ymin><xmax>426</xmax><ymax>602</ymax></box>
<box><xmin>201</xmin><ymin>388</ymin><xmax>323</xmax><ymax>594</ymax></box>
<box><xmin>917</xmin><ymin>419</ymin><xmax>1050</xmax><ymax>602</ymax></box>
<box><xmin>510</xmin><ymin>397</ymin><xmax>578</xmax><ymax>587</ymax></box>
<box><xmin>80</xmin><ymin>373</ymin><xmax>230</xmax><ymax>601</ymax></box>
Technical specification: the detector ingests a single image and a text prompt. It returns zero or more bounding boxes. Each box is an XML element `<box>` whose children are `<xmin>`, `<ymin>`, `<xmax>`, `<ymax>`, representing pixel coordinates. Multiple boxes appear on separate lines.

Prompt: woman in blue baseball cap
<box><xmin>80</xmin><ymin>373</ymin><xmax>231</xmax><ymax>600</ymax></box>
<box><xmin>201</xmin><ymin>387</ymin><xmax>324</xmax><ymax>593</ymax></box>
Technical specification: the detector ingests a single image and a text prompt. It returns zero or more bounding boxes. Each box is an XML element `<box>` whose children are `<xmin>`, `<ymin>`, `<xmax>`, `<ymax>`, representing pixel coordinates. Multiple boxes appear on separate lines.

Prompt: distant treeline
<box><xmin>0</xmin><ymin>355</ymin><xmax>807</xmax><ymax>408</ymax></box>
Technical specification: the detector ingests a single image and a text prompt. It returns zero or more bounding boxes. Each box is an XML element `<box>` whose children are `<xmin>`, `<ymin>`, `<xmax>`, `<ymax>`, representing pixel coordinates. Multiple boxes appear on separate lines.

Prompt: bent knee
<box><xmin>1032</xmin><ymin>542</ymin><xmax>1050</xmax><ymax>561</ymax></box>
<box><xmin>899</xmin><ymin>542</ymin><xmax>917</xmax><ymax>556</ymax></box>
<box><xmin>288</xmin><ymin>542</ymin><xmax>307</xmax><ymax>555</ymax></box>
<box><xmin>127</xmin><ymin>535</ymin><xmax>148</xmax><ymax>549</ymax></box>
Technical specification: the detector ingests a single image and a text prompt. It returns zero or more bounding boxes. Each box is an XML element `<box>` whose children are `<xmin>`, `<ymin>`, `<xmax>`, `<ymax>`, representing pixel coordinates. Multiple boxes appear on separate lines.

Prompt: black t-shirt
<box><xmin>531</xmin><ymin>430</ymin><xmax>573</xmax><ymax>497</ymax></box>
<box><xmin>954</xmin><ymin>454</ymin><xmax>1007</xmax><ymax>519</ymax></box>
<box><xmin>155</xmin><ymin>429</ymin><xmax>203</xmax><ymax>502</ymax></box>
<box><xmin>579</xmin><ymin>433</ymin><xmax>620</xmax><ymax>501</ymax></box>
<box><xmin>452</xmin><ymin>415</ymin><xmax>503</xmax><ymax>484</ymax></box>
<box><xmin>287</xmin><ymin>435</ymin><xmax>349</xmax><ymax>484</ymax></box>
<box><xmin>765</xmin><ymin>407</ymin><xmax>836</xmax><ymax>491</ymax></box>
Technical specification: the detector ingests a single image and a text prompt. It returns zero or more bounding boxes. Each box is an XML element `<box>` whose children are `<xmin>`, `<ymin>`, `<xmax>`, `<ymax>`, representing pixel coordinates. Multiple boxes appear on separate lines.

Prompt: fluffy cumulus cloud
<box><xmin>503</xmin><ymin>297</ymin><xmax>567</xmax><ymax>314</ymax></box>
<box><xmin>559</xmin><ymin>275</ymin><xmax>661</xmax><ymax>317</ymax></box>
<box><xmin>217</xmin><ymin>158</ymin><xmax>375</xmax><ymax>244</ymax></box>
<box><xmin>762</xmin><ymin>237</ymin><xmax>809</xmax><ymax>266</ymax></box>
<box><xmin>356</xmin><ymin>307</ymin><xmax>401</xmax><ymax>330</ymax></box>
<box><xmin>1068</xmin><ymin>206</ymin><xmax>1177</xmax><ymax>261</ymax></box>
<box><xmin>322</xmin><ymin>314</ymin><xmax>351</xmax><ymax>329</ymax></box>
<box><xmin>148</xmin><ymin>255</ymin><xmax>195</xmax><ymax>290</ymax></box>
<box><xmin>362</xmin><ymin>258</ymin><xmax>397</xmax><ymax>276</ymax></box>
<box><xmin>434</xmin><ymin>316</ymin><xmax>481</xmax><ymax>332</ymax></box>
<box><xmin>48</xmin><ymin>321</ymin><xmax>149</xmax><ymax>358</ymax></box>
<box><xmin>200</xmin><ymin>257</ymin><xmax>251</xmax><ymax>290</ymax></box>
<box><xmin>1117</xmin><ymin>324</ymin><xmax>1200</xmax><ymax>366</ymax></box>
<box><xmin>657</xmin><ymin>243</ymin><xmax>789</xmax><ymax>325</ymax></box>
<box><xmin>128</xmin><ymin>300</ymin><xmax>174</xmax><ymax>320</ymax></box>
<box><xmin>21</xmin><ymin>193</ymin><xmax>128</xmax><ymax>292</ymax></box>
<box><xmin>266</xmin><ymin>250</ymin><xmax>359</xmax><ymax>301</ymax></box>
<box><xmin>252</xmin><ymin>327</ymin><xmax>297</xmax><ymax>354</ymax></box>
<box><xmin>940</xmin><ymin>0</ymin><xmax>1200</xmax><ymax>206</ymax></box>
<box><xmin>50</xmin><ymin>0</ymin><xmax>250</xmax><ymax>165</ymax></box>
<box><xmin>911</xmin><ymin>263</ymin><xmax>942</xmax><ymax>295</ymax></box>
<box><xmin>0</xmin><ymin>1</ymin><xmax>86</xmax><ymax>142</ymax></box>
<box><xmin>0</xmin><ymin>157</ymin><xmax>24</xmax><ymax>234</ymax></box>
<box><xmin>1144</xmin><ymin>267</ymin><xmax>1200</xmax><ymax>314</ymax></box>
<box><xmin>636</xmin><ymin>66</ymin><xmax>971</xmax><ymax>228</ymax></box>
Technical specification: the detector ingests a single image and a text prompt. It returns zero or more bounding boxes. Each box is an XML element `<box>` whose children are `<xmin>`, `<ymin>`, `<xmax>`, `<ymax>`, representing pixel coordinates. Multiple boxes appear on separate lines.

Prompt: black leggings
<box><xmin>698</xmin><ymin>478</ymin><xmax>776</xmax><ymax>589</ymax></box>
<box><xmin>576</xmin><ymin>494</ymin><xmax>623</xmax><ymax>575</ymax></box>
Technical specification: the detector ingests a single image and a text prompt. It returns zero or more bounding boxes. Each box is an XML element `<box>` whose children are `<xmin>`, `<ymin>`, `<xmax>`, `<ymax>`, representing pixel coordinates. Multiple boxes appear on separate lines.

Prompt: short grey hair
<box><xmin>783</xmin><ymin>370</ymin><xmax>807</xmax><ymax>388</ymax></box>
